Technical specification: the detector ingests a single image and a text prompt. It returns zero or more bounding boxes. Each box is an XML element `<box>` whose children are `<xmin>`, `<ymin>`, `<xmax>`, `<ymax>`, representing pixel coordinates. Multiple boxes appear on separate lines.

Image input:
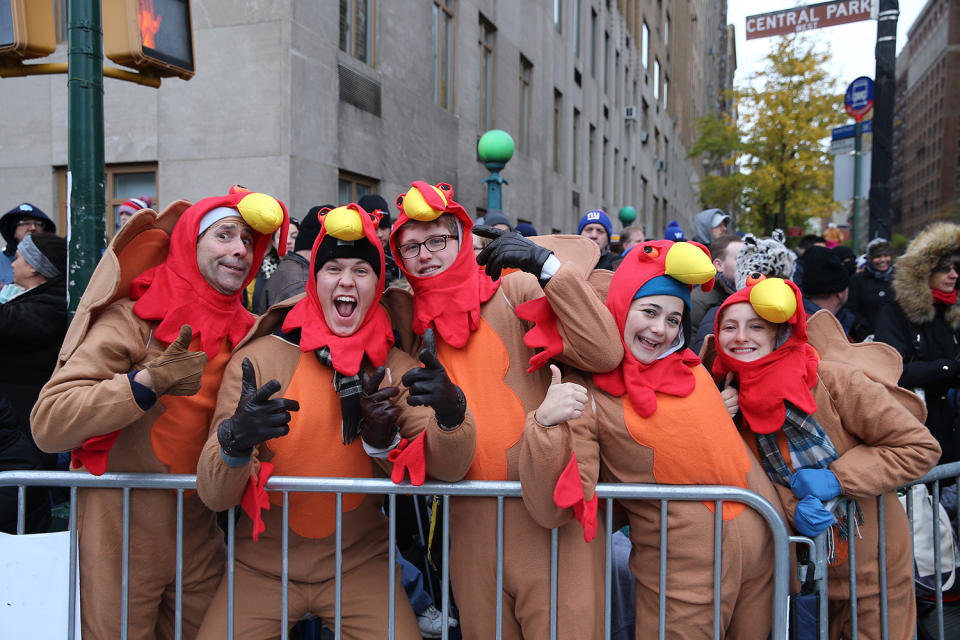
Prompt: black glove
<box><xmin>360</xmin><ymin>367</ymin><xmax>401</xmax><ymax>448</ymax></box>
<box><xmin>401</xmin><ymin>329</ymin><xmax>466</xmax><ymax>429</ymax></box>
<box><xmin>474</xmin><ymin>225</ymin><xmax>553</xmax><ymax>281</ymax></box>
<box><xmin>217</xmin><ymin>358</ymin><xmax>300</xmax><ymax>459</ymax></box>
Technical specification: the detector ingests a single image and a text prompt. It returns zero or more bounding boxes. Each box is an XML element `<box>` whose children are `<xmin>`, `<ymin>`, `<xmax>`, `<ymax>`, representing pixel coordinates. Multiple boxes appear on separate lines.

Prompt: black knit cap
<box><xmin>357</xmin><ymin>194</ymin><xmax>393</xmax><ymax>229</ymax></box>
<box><xmin>295</xmin><ymin>205</ymin><xmax>327</xmax><ymax>252</ymax></box>
<box><xmin>800</xmin><ymin>246</ymin><xmax>850</xmax><ymax>295</ymax></box>
<box><xmin>313</xmin><ymin>234</ymin><xmax>382</xmax><ymax>277</ymax></box>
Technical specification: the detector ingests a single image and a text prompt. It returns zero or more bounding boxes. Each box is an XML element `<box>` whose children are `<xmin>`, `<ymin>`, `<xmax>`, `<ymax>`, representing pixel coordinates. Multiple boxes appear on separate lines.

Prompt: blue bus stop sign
<box><xmin>844</xmin><ymin>76</ymin><xmax>874</xmax><ymax>121</ymax></box>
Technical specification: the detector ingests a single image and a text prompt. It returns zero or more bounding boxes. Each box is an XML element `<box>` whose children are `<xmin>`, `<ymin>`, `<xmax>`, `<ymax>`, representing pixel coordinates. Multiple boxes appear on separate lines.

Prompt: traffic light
<box><xmin>103</xmin><ymin>0</ymin><xmax>195</xmax><ymax>80</ymax></box>
<box><xmin>0</xmin><ymin>0</ymin><xmax>56</xmax><ymax>61</ymax></box>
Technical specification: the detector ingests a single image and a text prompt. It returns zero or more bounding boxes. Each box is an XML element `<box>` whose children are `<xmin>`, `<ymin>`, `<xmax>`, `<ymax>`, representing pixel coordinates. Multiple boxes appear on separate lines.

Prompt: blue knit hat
<box><xmin>577</xmin><ymin>210</ymin><xmax>612</xmax><ymax>238</ymax></box>
<box><xmin>633</xmin><ymin>274</ymin><xmax>691</xmax><ymax>309</ymax></box>
<box><xmin>515</xmin><ymin>222</ymin><xmax>538</xmax><ymax>237</ymax></box>
<box><xmin>664</xmin><ymin>220</ymin><xmax>686</xmax><ymax>242</ymax></box>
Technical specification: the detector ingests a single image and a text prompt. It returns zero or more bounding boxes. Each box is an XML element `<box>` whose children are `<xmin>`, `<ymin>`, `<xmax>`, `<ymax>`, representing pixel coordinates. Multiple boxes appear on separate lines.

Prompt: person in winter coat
<box><xmin>0</xmin><ymin>232</ymin><xmax>67</xmax><ymax>467</ymax></box>
<box><xmin>691</xmin><ymin>208</ymin><xmax>730</xmax><ymax>247</ymax></box>
<box><xmin>521</xmin><ymin>240</ymin><xmax>784</xmax><ymax>639</ymax></box>
<box><xmin>847</xmin><ymin>239</ymin><xmax>895</xmax><ymax>338</ymax></box>
<box><xmin>0</xmin><ymin>392</ymin><xmax>50</xmax><ymax>534</ymax></box>
<box><xmin>195</xmin><ymin>203</ymin><xmax>475</xmax><ymax>639</ymax></box>
<box><xmin>32</xmin><ymin>187</ymin><xmax>290</xmax><ymax>639</ymax></box>
<box><xmin>875</xmin><ymin>223</ymin><xmax>960</xmax><ymax>463</ymax></box>
<box><xmin>0</xmin><ymin>202</ymin><xmax>56</xmax><ymax>289</ymax></box>
<box><xmin>709</xmin><ymin>276</ymin><xmax>940</xmax><ymax>640</ymax></box>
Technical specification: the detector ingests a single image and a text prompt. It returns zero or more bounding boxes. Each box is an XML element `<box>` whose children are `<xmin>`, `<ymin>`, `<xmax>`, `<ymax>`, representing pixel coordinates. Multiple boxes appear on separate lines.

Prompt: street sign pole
<box><xmin>67</xmin><ymin>0</ymin><xmax>106</xmax><ymax>315</ymax></box>
<box><xmin>868</xmin><ymin>0</ymin><xmax>898</xmax><ymax>242</ymax></box>
<box><xmin>853</xmin><ymin>121</ymin><xmax>862</xmax><ymax>254</ymax></box>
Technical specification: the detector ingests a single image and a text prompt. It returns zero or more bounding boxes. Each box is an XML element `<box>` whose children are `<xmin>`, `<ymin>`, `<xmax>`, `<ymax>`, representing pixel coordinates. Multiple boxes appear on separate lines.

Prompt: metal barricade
<box><xmin>804</xmin><ymin>461</ymin><xmax>960</xmax><ymax>640</ymax></box>
<box><xmin>0</xmin><ymin>471</ymin><xmax>791</xmax><ymax>640</ymax></box>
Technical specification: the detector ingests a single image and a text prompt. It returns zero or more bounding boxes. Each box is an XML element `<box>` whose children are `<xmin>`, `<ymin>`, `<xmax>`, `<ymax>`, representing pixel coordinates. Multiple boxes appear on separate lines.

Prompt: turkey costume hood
<box><xmin>282</xmin><ymin>203</ymin><xmax>395</xmax><ymax>375</ymax></box>
<box><xmin>131</xmin><ymin>186</ymin><xmax>289</xmax><ymax>358</ymax></box>
<box><xmin>388</xmin><ymin>181</ymin><xmax>500</xmax><ymax>348</ymax></box>
<box><xmin>593</xmin><ymin>240</ymin><xmax>716</xmax><ymax>417</ymax></box>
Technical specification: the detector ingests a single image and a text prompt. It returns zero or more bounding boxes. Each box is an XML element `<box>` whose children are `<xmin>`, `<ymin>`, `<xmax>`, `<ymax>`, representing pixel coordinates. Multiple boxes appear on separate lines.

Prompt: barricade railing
<box><xmin>0</xmin><ymin>471</ymin><xmax>792</xmax><ymax>640</ymax></box>
<box><xmin>805</xmin><ymin>460</ymin><xmax>960</xmax><ymax>640</ymax></box>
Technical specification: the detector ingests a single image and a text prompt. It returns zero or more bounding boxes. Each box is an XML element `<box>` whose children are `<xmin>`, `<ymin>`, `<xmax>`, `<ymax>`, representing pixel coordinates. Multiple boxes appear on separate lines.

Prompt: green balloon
<box><xmin>478</xmin><ymin>130</ymin><xmax>515</xmax><ymax>164</ymax></box>
<box><xmin>618</xmin><ymin>206</ymin><xmax>637</xmax><ymax>224</ymax></box>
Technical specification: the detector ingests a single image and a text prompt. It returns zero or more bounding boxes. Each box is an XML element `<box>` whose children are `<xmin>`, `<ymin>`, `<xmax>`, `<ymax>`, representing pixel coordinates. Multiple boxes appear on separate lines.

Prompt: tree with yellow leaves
<box><xmin>690</xmin><ymin>36</ymin><xmax>848</xmax><ymax>235</ymax></box>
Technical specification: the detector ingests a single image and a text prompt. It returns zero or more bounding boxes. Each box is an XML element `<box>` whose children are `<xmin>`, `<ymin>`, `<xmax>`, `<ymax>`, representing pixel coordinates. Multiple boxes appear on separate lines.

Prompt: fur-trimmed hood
<box><xmin>893</xmin><ymin>222</ymin><xmax>960</xmax><ymax>328</ymax></box>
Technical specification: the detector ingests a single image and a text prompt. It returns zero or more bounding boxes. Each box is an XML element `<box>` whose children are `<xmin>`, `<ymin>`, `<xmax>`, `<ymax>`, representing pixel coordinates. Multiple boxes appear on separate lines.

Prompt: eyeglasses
<box><xmin>16</xmin><ymin>219</ymin><xmax>43</xmax><ymax>229</ymax></box>
<box><xmin>398</xmin><ymin>234</ymin><xmax>453</xmax><ymax>259</ymax></box>
<box><xmin>933</xmin><ymin>261</ymin><xmax>960</xmax><ymax>274</ymax></box>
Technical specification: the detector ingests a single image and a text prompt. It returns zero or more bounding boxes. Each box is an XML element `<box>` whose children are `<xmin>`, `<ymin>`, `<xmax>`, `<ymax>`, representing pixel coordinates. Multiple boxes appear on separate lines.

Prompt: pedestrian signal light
<box><xmin>103</xmin><ymin>0</ymin><xmax>195</xmax><ymax>80</ymax></box>
<box><xmin>0</xmin><ymin>0</ymin><xmax>56</xmax><ymax>60</ymax></box>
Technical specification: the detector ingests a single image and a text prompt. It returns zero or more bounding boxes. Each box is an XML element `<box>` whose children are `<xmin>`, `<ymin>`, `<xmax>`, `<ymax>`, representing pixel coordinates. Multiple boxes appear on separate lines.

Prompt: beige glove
<box><xmin>145</xmin><ymin>325</ymin><xmax>207</xmax><ymax>396</ymax></box>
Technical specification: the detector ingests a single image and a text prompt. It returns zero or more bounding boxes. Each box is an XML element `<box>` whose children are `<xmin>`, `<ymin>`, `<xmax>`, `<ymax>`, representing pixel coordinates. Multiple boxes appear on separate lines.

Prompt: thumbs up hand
<box><xmin>401</xmin><ymin>329</ymin><xmax>467</xmax><ymax>429</ymax></box>
<box><xmin>534</xmin><ymin>364</ymin><xmax>589</xmax><ymax>427</ymax></box>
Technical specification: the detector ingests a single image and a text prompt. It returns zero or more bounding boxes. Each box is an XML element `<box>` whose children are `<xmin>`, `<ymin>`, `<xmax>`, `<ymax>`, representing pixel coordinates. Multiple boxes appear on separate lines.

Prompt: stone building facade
<box><xmin>0</xmin><ymin>0</ymin><xmax>733</xmax><ymax>243</ymax></box>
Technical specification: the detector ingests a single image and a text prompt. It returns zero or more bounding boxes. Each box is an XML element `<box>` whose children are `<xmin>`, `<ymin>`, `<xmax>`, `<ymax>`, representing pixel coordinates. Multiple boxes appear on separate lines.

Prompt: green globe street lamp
<box><xmin>477</xmin><ymin>129</ymin><xmax>515</xmax><ymax>211</ymax></box>
<box><xmin>617</xmin><ymin>206</ymin><xmax>637</xmax><ymax>226</ymax></box>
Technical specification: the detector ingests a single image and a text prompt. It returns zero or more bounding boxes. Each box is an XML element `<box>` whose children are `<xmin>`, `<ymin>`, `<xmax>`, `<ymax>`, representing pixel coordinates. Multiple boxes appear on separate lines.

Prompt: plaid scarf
<box><xmin>315</xmin><ymin>347</ymin><xmax>363</xmax><ymax>445</ymax></box>
<box><xmin>755</xmin><ymin>403</ymin><xmax>862</xmax><ymax>555</ymax></box>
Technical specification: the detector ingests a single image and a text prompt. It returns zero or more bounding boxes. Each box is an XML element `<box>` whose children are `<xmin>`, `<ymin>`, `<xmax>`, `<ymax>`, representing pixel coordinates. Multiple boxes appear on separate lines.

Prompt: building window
<box><xmin>573</xmin><ymin>0</ymin><xmax>581</xmax><ymax>57</ymax></box>
<box><xmin>55</xmin><ymin>163</ymin><xmax>158</xmax><ymax>241</ymax></box>
<box><xmin>479</xmin><ymin>16</ymin><xmax>496</xmax><ymax>131</ymax></box>
<box><xmin>553</xmin><ymin>89</ymin><xmax>563</xmax><ymax>172</ymax></box>
<box><xmin>641</xmin><ymin>21</ymin><xmax>649</xmax><ymax>70</ymax></box>
<box><xmin>603</xmin><ymin>32</ymin><xmax>610</xmax><ymax>94</ymax></box>
<box><xmin>433</xmin><ymin>0</ymin><xmax>455</xmax><ymax>110</ymax></box>
<box><xmin>554</xmin><ymin>0</ymin><xmax>562</xmax><ymax>32</ymax></box>
<box><xmin>663</xmin><ymin>74</ymin><xmax>668</xmax><ymax>110</ymax></box>
<box><xmin>573</xmin><ymin>108</ymin><xmax>581</xmax><ymax>183</ymax></box>
<box><xmin>338</xmin><ymin>171</ymin><xmax>377</xmax><ymax>204</ymax></box>
<box><xmin>653</xmin><ymin>58</ymin><xmax>660</xmax><ymax>101</ymax></box>
<box><xmin>340</xmin><ymin>0</ymin><xmax>373</xmax><ymax>64</ymax></box>
<box><xmin>589</xmin><ymin>124</ymin><xmax>596</xmax><ymax>192</ymax></box>
<box><xmin>590</xmin><ymin>9</ymin><xmax>597</xmax><ymax>77</ymax></box>
<box><xmin>613</xmin><ymin>148</ymin><xmax>620</xmax><ymax>206</ymax></box>
<box><xmin>664</xmin><ymin>14</ymin><xmax>670</xmax><ymax>51</ymax></box>
<box><xmin>519</xmin><ymin>55</ymin><xmax>533</xmax><ymax>154</ymax></box>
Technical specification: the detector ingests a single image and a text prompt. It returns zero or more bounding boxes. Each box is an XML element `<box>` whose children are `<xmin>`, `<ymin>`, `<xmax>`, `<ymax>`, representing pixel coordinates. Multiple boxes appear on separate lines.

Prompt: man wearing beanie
<box><xmin>0</xmin><ymin>202</ymin><xmax>56</xmax><ymax>288</ymax></box>
<box><xmin>577</xmin><ymin>209</ymin><xmax>620</xmax><ymax>269</ymax></box>
<box><xmin>32</xmin><ymin>186</ymin><xmax>290</xmax><ymax>639</ymax></box>
<box><xmin>800</xmin><ymin>245</ymin><xmax>866</xmax><ymax>340</ymax></box>
<box><xmin>387</xmin><ymin>181</ymin><xmax>621</xmax><ymax>639</ymax></box>
<box><xmin>195</xmin><ymin>203</ymin><xmax>475</xmax><ymax>638</ymax></box>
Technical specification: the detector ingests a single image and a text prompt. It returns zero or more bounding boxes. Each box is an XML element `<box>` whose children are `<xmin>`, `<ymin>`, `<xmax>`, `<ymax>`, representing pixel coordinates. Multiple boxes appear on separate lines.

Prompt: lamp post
<box><xmin>617</xmin><ymin>206</ymin><xmax>637</xmax><ymax>227</ymax></box>
<box><xmin>477</xmin><ymin>130</ymin><xmax>515</xmax><ymax>211</ymax></box>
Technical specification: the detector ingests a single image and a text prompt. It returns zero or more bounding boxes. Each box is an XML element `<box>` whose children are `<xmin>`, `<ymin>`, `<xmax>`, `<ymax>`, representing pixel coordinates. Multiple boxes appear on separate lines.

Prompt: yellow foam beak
<box><xmin>237</xmin><ymin>193</ymin><xmax>284</xmax><ymax>235</ymax></box>
<box><xmin>664</xmin><ymin>242</ymin><xmax>716</xmax><ymax>285</ymax></box>
<box><xmin>749</xmin><ymin>278</ymin><xmax>797</xmax><ymax>324</ymax></box>
<box><xmin>402</xmin><ymin>185</ymin><xmax>447</xmax><ymax>221</ymax></box>
<box><xmin>323</xmin><ymin>206</ymin><xmax>366</xmax><ymax>242</ymax></box>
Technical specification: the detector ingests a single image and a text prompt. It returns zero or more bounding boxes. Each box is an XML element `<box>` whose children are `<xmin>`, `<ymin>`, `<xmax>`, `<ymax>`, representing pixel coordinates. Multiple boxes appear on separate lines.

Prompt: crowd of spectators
<box><xmin>1</xmin><ymin>193</ymin><xmax>956</xmax><ymax>640</ymax></box>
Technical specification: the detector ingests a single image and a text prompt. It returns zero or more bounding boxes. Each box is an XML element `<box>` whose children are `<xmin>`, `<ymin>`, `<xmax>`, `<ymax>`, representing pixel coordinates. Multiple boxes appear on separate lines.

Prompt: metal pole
<box><xmin>483</xmin><ymin>162</ymin><xmax>508</xmax><ymax>211</ymax></box>
<box><xmin>869</xmin><ymin>0</ymin><xmax>898</xmax><ymax>241</ymax></box>
<box><xmin>67</xmin><ymin>0</ymin><xmax>106</xmax><ymax>315</ymax></box>
<box><xmin>853</xmin><ymin>121</ymin><xmax>862</xmax><ymax>254</ymax></box>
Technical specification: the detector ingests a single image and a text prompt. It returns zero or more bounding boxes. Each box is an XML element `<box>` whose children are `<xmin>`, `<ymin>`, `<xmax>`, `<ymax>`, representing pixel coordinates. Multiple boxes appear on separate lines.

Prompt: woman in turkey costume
<box><xmin>195</xmin><ymin>203</ymin><xmax>475</xmax><ymax>639</ymax></box>
<box><xmin>709</xmin><ymin>276</ymin><xmax>940</xmax><ymax>640</ymax></box>
<box><xmin>520</xmin><ymin>239</ymin><xmax>784</xmax><ymax>639</ymax></box>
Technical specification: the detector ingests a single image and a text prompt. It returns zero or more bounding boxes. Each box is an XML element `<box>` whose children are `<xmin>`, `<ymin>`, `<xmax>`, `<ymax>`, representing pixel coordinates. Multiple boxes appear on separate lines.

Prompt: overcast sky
<box><xmin>728</xmin><ymin>1</ymin><xmax>925</xmax><ymax>94</ymax></box>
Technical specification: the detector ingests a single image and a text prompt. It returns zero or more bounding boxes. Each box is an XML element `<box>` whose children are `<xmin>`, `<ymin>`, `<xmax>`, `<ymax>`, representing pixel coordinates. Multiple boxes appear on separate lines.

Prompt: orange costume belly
<box><xmin>264</xmin><ymin>351</ymin><xmax>372</xmax><ymax>539</ymax></box>
<box><xmin>436</xmin><ymin>317</ymin><xmax>525</xmax><ymax>481</ymax></box>
<box><xmin>621</xmin><ymin>366</ymin><xmax>751</xmax><ymax>519</ymax></box>
<box><xmin>151</xmin><ymin>339</ymin><xmax>231</xmax><ymax>475</ymax></box>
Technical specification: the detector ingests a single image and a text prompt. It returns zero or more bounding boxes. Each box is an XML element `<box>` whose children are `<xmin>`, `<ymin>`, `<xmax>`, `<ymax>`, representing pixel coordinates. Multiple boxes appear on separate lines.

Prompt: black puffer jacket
<box><xmin>847</xmin><ymin>265</ymin><xmax>894</xmax><ymax>336</ymax></box>
<box><xmin>0</xmin><ymin>275</ymin><xmax>67</xmax><ymax>465</ymax></box>
<box><xmin>0</xmin><ymin>393</ymin><xmax>51</xmax><ymax>534</ymax></box>
<box><xmin>875</xmin><ymin>223</ymin><xmax>960</xmax><ymax>463</ymax></box>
